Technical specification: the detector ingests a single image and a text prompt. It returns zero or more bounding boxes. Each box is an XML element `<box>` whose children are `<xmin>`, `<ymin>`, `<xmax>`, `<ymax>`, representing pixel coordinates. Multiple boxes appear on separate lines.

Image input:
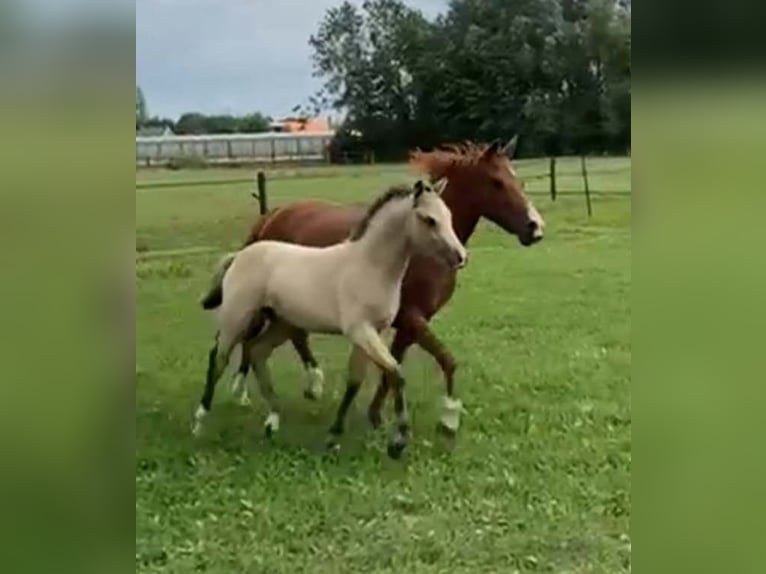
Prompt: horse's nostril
<box><xmin>528</xmin><ymin>221</ymin><xmax>538</xmax><ymax>232</ymax></box>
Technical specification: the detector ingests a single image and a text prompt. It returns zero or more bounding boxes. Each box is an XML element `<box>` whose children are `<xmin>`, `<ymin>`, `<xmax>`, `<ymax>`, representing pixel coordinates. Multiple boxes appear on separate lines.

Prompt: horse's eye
<box><xmin>422</xmin><ymin>215</ymin><xmax>437</xmax><ymax>227</ymax></box>
<box><xmin>491</xmin><ymin>178</ymin><xmax>504</xmax><ymax>190</ymax></box>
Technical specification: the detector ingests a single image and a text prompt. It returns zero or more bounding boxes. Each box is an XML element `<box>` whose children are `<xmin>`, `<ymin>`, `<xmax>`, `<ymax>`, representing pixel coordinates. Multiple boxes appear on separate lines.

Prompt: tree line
<box><xmin>308</xmin><ymin>0</ymin><xmax>630</xmax><ymax>159</ymax></box>
<box><xmin>136</xmin><ymin>87</ymin><xmax>272</xmax><ymax>135</ymax></box>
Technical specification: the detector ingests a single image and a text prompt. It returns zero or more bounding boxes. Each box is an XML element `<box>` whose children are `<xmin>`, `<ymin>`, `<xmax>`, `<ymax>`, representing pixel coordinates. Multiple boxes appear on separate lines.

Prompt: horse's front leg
<box><xmin>346</xmin><ymin>323</ymin><xmax>409</xmax><ymax>459</ymax></box>
<box><xmin>367</xmin><ymin>327</ymin><xmax>415</xmax><ymax>429</ymax></box>
<box><xmin>369</xmin><ymin>312</ymin><xmax>463</xmax><ymax>436</ymax></box>
<box><xmin>247</xmin><ymin>322</ymin><xmax>292</xmax><ymax>437</ymax></box>
<box><xmin>415</xmin><ymin>320</ymin><xmax>462</xmax><ymax>435</ymax></box>
<box><xmin>327</xmin><ymin>345</ymin><xmax>368</xmax><ymax>448</ymax></box>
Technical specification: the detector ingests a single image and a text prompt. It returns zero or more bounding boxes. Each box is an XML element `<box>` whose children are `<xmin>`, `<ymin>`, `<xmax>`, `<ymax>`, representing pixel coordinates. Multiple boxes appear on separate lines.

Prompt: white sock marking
<box><xmin>192</xmin><ymin>405</ymin><xmax>208</xmax><ymax>436</ymax></box>
<box><xmin>440</xmin><ymin>396</ymin><xmax>463</xmax><ymax>432</ymax></box>
<box><xmin>231</xmin><ymin>372</ymin><xmax>246</xmax><ymax>395</ymax></box>
<box><xmin>238</xmin><ymin>392</ymin><xmax>252</xmax><ymax>407</ymax></box>
<box><xmin>265</xmin><ymin>412</ymin><xmax>280</xmax><ymax>432</ymax></box>
<box><xmin>306</xmin><ymin>367</ymin><xmax>325</xmax><ymax>398</ymax></box>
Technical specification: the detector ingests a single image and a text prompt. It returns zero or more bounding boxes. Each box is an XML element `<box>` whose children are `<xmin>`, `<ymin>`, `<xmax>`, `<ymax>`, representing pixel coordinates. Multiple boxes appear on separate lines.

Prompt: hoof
<box><xmin>436</xmin><ymin>420</ymin><xmax>458</xmax><ymax>438</ymax></box>
<box><xmin>387</xmin><ymin>440</ymin><xmax>406</xmax><ymax>460</ymax></box>
<box><xmin>325</xmin><ymin>436</ymin><xmax>341</xmax><ymax>452</ymax></box>
<box><xmin>264</xmin><ymin>413</ymin><xmax>280</xmax><ymax>438</ymax></box>
<box><xmin>191</xmin><ymin>422</ymin><xmax>203</xmax><ymax>438</ymax></box>
<box><xmin>238</xmin><ymin>394</ymin><xmax>252</xmax><ymax>407</ymax></box>
<box><xmin>305</xmin><ymin>367</ymin><xmax>325</xmax><ymax>400</ymax></box>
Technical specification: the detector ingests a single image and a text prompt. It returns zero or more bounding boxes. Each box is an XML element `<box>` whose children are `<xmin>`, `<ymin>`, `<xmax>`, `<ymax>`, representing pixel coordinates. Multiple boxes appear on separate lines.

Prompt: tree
<box><xmin>173</xmin><ymin>111</ymin><xmax>272</xmax><ymax>135</ymax></box>
<box><xmin>308</xmin><ymin>0</ymin><xmax>631</xmax><ymax>158</ymax></box>
<box><xmin>136</xmin><ymin>86</ymin><xmax>148</xmax><ymax>129</ymax></box>
<box><xmin>309</xmin><ymin>0</ymin><xmax>432</xmax><ymax>159</ymax></box>
<box><xmin>238</xmin><ymin>112</ymin><xmax>271</xmax><ymax>133</ymax></box>
<box><xmin>174</xmin><ymin>113</ymin><xmax>207</xmax><ymax>135</ymax></box>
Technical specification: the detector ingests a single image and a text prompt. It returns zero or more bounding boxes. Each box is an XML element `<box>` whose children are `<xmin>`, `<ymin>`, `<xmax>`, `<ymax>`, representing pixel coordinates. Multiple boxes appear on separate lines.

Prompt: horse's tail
<box><xmin>200</xmin><ymin>252</ymin><xmax>237</xmax><ymax>310</ymax></box>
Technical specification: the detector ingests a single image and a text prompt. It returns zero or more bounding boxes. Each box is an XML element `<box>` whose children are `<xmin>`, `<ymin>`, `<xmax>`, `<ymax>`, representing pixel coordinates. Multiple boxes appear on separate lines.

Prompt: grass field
<box><xmin>136</xmin><ymin>157</ymin><xmax>631</xmax><ymax>573</ymax></box>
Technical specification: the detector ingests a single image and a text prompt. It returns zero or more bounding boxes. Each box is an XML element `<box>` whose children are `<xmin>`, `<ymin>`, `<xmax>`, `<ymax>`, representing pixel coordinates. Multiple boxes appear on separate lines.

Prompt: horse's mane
<box><xmin>409</xmin><ymin>141</ymin><xmax>491</xmax><ymax>180</ymax></box>
<box><xmin>349</xmin><ymin>185</ymin><xmax>414</xmax><ymax>241</ymax></box>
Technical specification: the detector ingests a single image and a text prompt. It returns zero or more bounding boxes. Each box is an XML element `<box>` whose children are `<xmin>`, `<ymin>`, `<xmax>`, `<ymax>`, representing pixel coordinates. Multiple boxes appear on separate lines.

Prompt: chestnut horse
<box><xmin>235</xmin><ymin>138</ymin><xmax>543</xmax><ymax>437</ymax></box>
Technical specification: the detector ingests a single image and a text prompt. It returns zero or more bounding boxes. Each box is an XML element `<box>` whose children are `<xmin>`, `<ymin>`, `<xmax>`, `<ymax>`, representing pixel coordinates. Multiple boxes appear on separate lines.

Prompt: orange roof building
<box><xmin>270</xmin><ymin>116</ymin><xmax>332</xmax><ymax>133</ymax></box>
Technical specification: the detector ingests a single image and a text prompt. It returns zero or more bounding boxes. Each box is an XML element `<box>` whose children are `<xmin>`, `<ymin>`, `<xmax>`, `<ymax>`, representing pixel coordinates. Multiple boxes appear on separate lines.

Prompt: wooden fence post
<box><xmin>549</xmin><ymin>157</ymin><xmax>557</xmax><ymax>201</ymax></box>
<box><xmin>580</xmin><ymin>156</ymin><xmax>592</xmax><ymax>217</ymax></box>
<box><xmin>253</xmin><ymin>170</ymin><xmax>268</xmax><ymax>215</ymax></box>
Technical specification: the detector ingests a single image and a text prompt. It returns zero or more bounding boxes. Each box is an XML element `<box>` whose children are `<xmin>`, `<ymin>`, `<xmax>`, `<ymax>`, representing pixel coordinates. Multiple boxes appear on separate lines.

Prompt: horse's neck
<box><xmin>442</xmin><ymin>180</ymin><xmax>480</xmax><ymax>245</ymax></box>
<box><xmin>353</xmin><ymin>201</ymin><xmax>412</xmax><ymax>281</ymax></box>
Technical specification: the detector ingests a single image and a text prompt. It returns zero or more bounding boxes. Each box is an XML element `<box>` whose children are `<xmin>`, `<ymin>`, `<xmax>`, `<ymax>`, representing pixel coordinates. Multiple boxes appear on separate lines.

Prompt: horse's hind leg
<box><xmin>232</xmin><ymin>314</ymin><xmax>269</xmax><ymax>406</ymax></box>
<box><xmin>291</xmin><ymin>330</ymin><xmax>325</xmax><ymax>400</ymax></box>
<box><xmin>248</xmin><ymin>321</ymin><xmax>292</xmax><ymax>437</ymax></box>
<box><xmin>193</xmin><ymin>308</ymin><xmax>263</xmax><ymax>437</ymax></box>
<box><xmin>231</xmin><ymin>344</ymin><xmax>252</xmax><ymax>406</ymax></box>
<box><xmin>192</xmin><ymin>335</ymin><xmax>232</xmax><ymax>437</ymax></box>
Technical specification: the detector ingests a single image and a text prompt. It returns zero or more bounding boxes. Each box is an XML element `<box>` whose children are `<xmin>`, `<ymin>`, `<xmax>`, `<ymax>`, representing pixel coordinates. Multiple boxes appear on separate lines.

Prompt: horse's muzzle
<box><xmin>519</xmin><ymin>232</ymin><xmax>543</xmax><ymax>247</ymax></box>
<box><xmin>452</xmin><ymin>251</ymin><xmax>468</xmax><ymax>269</ymax></box>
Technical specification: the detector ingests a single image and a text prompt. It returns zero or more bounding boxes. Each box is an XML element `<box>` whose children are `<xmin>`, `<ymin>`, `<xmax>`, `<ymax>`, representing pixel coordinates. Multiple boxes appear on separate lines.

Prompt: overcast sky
<box><xmin>136</xmin><ymin>0</ymin><xmax>447</xmax><ymax>120</ymax></box>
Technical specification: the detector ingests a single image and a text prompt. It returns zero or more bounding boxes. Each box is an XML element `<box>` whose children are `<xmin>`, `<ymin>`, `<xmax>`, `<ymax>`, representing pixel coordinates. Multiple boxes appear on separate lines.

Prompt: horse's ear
<box><xmin>503</xmin><ymin>135</ymin><xmax>519</xmax><ymax>158</ymax></box>
<box><xmin>481</xmin><ymin>139</ymin><xmax>502</xmax><ymax>160</ymax></box>
<box><xmin>413</xmin><ymin>180</ymin><xmax>426</xmax><ymax>200</ymax></box>
<box><xmin>433</xmin><ymin>177</ymin><xmax>448</xmax><ymax>195</ymax></box>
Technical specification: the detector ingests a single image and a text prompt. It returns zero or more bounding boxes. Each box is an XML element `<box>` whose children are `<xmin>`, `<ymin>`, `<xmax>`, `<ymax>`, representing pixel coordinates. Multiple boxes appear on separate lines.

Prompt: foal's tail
<box><xmin>200</xmin><ymin>252</ymin><xmax>237</xmax><ymax>310</ymax></box>
<box><xmin>201</xmin><ymin>208</ymin><xmax>278</xmax><ymax>310</ymax></box>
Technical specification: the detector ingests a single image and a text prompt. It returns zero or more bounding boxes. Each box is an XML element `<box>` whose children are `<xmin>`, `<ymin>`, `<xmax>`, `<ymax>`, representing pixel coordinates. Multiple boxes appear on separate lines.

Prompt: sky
<box><xmin>136</xmin><ymin>0</ymin><xmax>447</xmax><ymax>120</ymax></box>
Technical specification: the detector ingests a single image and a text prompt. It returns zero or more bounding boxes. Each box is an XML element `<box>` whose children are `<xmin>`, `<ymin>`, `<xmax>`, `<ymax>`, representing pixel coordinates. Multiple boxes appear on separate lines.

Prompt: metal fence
<box><xmin>136</xmin><ymin>132</ymin><xmax>335</xmax><ymax>166</ymax></box>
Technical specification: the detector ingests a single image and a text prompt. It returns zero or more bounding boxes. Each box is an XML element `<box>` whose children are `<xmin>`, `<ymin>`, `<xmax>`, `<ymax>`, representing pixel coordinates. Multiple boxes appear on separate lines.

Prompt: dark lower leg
<box><xmin>291</xmin><ymin>330</ymin><xmax>318</xmax><ymax>369</ymax></box>
<box><xmin>291</xmin><ymin>330</ymin><xmax>325</xmax><ymax>400</ymax></box>
<box><xmin>387</xmin><ymin>375</ymin><xmax>409</xmax><ymax>459</ymax></box>
<box><xmin>201</xmin><ymin>344</ymin><xmax>221</xmax><ymax>411</ymax></box>
<box><xmin>368</xmin><ymin>330</ymin><xmax>412</xmax><ymax>427</ymax></box>
<box><xmin>236</xmin><ymin>345</ymin><xmax>250</xmax><ymax>377</ymax></box>
<box><xmin>367</xmin><ymin>381</ymin><xmax>388</xmax><ymax>428</ymax></box>
<box><xmin>329</xmin><ymin>382</ymin><xmax>361</xmax><ymax>436</ymax></box>
<box><xmin>193</xmin><ymin>342</ymin><xmax>225</xmax><ymax>435</ymax></box>
<box><xmin>328</xmin><ymin>346</ymin><xmax>367</xmax><ymax>440</ymax></box>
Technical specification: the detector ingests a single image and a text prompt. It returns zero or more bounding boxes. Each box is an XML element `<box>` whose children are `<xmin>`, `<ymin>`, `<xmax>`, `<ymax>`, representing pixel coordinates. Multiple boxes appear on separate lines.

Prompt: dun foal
<box><xmin>195</xmin><ymin>180</ymin><xmax>466</xmax><ymax>458</ymax></box>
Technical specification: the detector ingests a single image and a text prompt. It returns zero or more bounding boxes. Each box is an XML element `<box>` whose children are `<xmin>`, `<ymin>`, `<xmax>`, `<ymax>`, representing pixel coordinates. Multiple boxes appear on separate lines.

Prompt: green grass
<box><xmin>136</xmin><ymin>158</ymin><xmax>631</xmax><ymax>573</ymax></box>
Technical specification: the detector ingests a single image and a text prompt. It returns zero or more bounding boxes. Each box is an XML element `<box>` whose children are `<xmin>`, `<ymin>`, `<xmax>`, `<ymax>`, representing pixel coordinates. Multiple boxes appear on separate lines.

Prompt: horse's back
<box><xmin>234</xmin><ymin>238</ymin><xmax>348</xmax><ymax>333</ymax></box>
<box><xmin>247</xmin><ymin>199</ymin><xmax>453</xmax><ymax>324</ymax></box>
<box><xmin>253</xmin><ymin>200</ymin><xmax>365</xmax><ymax>247</ymax></box>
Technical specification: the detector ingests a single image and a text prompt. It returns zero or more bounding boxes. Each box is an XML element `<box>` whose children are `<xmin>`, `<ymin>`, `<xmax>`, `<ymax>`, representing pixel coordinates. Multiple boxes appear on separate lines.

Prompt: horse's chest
<box><xmin>348</xmin><ymin>288</ymin><xmax>400</xmax><ymax>329</ymax></box>
<box><xmin>403</xmin><ymin>263</ymin><xmax>456</xmax><ymax>316</ymax></box>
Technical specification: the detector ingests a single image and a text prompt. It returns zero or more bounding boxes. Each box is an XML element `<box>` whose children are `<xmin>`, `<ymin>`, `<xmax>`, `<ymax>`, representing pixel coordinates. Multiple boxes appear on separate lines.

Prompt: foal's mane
<box><xmin>349</xmin><ymin>185</ymin><xmax>414</xmax><ymax>241</ymax></box>
<box><xmin>409</xmin><ymin>141</ymin><xmax>493</xmax><ymax>180</ymax></box>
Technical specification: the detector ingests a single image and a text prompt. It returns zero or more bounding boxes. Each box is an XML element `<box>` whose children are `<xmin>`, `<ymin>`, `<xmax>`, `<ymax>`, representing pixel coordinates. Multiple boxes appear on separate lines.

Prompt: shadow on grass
<box><xmin>137</xmin><ymin>388</ymin><xmax>395</xmax><ymax>462</ymax></box>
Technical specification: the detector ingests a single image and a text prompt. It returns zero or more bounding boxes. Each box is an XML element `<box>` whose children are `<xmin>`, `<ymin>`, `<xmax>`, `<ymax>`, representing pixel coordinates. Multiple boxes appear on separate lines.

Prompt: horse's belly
<box><xmin>265</xmin><ymin>287</ymin><xmax>341</xmax><ymax>334</ymax></box>
<box><xmin>277</xmin><ymin>305</ymin><xmax>341</xmax><ymax>335</ymax></box>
